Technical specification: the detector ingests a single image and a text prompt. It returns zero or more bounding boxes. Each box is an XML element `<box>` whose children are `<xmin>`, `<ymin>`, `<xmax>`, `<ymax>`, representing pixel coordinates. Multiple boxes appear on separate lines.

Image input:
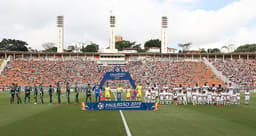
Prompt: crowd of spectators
<box><xmin>210</xmin><ymin>59</ymin><xmax>256</xmax><ymax>89</ymax></box>
<box><xmin>0</xmin><ymin>58</ymin><xmax>223</xmax><ymax>89</ymax></box>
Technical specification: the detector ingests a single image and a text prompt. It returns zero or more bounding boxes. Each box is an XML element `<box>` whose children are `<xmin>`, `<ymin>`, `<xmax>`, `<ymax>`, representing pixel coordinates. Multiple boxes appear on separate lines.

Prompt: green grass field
<box><xmin>0</xmin><ymin>91</ymin><xmax>256</xmax><ymax>136</ymax></box>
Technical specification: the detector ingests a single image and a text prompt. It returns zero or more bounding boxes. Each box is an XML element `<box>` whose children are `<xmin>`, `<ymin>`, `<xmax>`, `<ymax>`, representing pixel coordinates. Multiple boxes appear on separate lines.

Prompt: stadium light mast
<box><xmin>161</xmin><ymin>16</ymin><xmax>168</xmax><ymax>53</ymax></box>
<box><xmin>109</xmin><ymin>15</ymin><xmax>118</xmax><ymax>52</ymax></box>
<box><xmin>57</xmin><ymin>16</ymin><xmax>64</xmax><ymax>53</ymax></box>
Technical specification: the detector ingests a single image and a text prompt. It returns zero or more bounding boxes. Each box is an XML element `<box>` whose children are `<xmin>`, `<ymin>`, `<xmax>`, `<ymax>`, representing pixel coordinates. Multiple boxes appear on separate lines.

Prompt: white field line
<box><xmin>119</xmin><ymin>110</ymin><xmax>132</xmax><ymax>136</ymax></box>
<box><xmin>114</xmin><ymin>92</ymin><xmax>132</xmax><ymax>136</ymax></box>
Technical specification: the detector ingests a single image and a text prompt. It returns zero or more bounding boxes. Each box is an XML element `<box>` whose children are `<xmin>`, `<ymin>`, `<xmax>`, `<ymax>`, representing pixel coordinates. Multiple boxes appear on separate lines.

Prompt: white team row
<box><xmin>143</xmin><ymin>84</ymin><xmax>250</xmax><ymax>105</ymax></box>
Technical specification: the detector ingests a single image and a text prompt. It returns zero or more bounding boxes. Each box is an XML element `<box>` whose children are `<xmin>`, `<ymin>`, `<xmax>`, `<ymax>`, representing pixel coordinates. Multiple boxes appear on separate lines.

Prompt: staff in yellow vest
<box><xmin>104</xmin><ymin>83</ymin><xmax>111</xmax><ymax>101</ymax></box>
<box><xmin>136</xmin><ymin>83</ymin><xmax>143</xmax><ymax>101</ymax></box>
<box><xmin>126</xmin><ymin>86</ymin><xmax>132</xmax><ymax>101</ymax></box>
<box><xmin>117</xmin><ymin>85</ymin><xmax>123</xmax><ymax>92</ymax></box>
<box><xmin>116</xmin><ymin>84</ymin><xmax>123</xmax><ymax>101</ymax></box>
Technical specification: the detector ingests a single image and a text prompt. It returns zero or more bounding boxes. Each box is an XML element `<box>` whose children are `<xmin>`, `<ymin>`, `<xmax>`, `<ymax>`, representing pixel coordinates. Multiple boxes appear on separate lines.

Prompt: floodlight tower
<box><xmin>109</xmin><ymin>15</ymin><xmax>116</xmax><ymax>51</ymax></box>
<box><xmin>57</xmin><ymin>16</ymin><xmax>64</xmax><ymax>53</ymax></box>
<box><xmin>161</xmin><ymin>16</ymin><xmax>168</xmax><ymax>53</ymax></box>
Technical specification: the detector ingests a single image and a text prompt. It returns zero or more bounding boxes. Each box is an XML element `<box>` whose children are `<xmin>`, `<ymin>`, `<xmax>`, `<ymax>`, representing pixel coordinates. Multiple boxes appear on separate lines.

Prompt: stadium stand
<box><xmin>0</xmin><ymin>58</ymin><xmax>223</xmax><ymax>88</ymax></box>
<box><xmin>209</xmin><ymin>59</ymin><xmax>256</xmax><ymax>89</ymax></box>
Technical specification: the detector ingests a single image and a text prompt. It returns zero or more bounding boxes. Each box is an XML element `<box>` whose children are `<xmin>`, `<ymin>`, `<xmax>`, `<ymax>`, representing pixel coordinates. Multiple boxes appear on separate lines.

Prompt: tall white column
<box><xmin>57</xmin><ymin>16</ymin><xmax>64</xmax><ymax>53</ymax></box>
<box><xmin>161</xmin><ymin>16</ymin><xmax>168</xmax><ymax>53</ymax></box>
<box><xmin>109</xmin><ymin>16</ymin><xmax>116</xmax><ymax>51</ymax></box>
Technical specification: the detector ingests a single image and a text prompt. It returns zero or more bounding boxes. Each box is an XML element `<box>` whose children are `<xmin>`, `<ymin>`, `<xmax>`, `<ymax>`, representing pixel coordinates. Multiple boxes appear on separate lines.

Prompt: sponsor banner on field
<box><xmin>85</xmin><ymin>101</ymin><xmax>155</xmax><ymax>110</ymax></box>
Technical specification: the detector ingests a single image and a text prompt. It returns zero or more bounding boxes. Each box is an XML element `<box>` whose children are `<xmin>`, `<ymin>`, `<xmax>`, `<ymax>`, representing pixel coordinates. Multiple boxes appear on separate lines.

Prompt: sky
<box><xmin>0</xmin><ymin>0</ymin><xmax>256</xmax><ymax>50</ymax></box>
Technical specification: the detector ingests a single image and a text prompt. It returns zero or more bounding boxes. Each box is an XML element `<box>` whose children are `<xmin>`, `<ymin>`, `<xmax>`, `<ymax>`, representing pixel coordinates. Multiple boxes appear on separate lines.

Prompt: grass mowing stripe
<box><xmin>120</xmin><ymin>110</ymin><xmax>132</xmax><ymax>136</ymax></box>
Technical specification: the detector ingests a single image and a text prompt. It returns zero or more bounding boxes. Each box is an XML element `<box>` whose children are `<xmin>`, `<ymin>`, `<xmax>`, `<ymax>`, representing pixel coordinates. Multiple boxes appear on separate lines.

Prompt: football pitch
<box><xmin>0</xmin><ymin>92</ymin><xmax>256</xmax><ymax>136</ymax></box>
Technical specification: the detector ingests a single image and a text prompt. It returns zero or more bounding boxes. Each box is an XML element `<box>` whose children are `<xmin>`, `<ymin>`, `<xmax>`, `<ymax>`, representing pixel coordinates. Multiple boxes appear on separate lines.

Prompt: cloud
<box><xmin>0</xmin><ymin>0</ymin><xmax>255</xmax><ymax>50</ymax></box>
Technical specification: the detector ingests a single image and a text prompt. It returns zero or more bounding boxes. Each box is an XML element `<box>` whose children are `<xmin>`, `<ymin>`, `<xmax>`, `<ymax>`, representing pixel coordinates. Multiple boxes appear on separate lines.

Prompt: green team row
<box><xmin>9</xmin><ymin>83</ymin><xmax>94</xmax><ymax>105</ymax></box>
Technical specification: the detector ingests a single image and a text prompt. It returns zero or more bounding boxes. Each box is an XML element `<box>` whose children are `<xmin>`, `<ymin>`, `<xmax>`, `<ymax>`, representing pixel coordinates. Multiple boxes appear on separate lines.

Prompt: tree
<box><xmin>178</xmin><ymin>42</ymin><xmax>191</xmax><ymax>53</ymax></box>
<box><xmin>43</xmin><ymin>47</ymin><xmax>57</xmax><ymax>52</ymax></box>
<box><xmin>115</xmin><ymin>40</ymin><xmax>135</xmax><ymax>51</ymax></box>
<box><xmin>80</xmin><ymin>43</ymin><xmax>99</xmax><ymax>52</ymax></box>
<box><xmin>199</xmin><ymin>48</ymin><xmax>207</xmax><ymax>53</ymax></box>
<box><xmin>234</xmin><ymin>44</ymin><xmax>256</xmax><ymax>53</ymax></box>
<box><xmin>41</xmin><ymin>42</ymin><xmax>57</xmax><ymax>52</ymax></box>
<box><xmin>144</xmin><ymin>39</ymin><xmax>161</xmax><ymax>51</ymax></box>
<box><xmin>42</xmin><ymin>42</ymin><xmax>56</xmax><ymax>50</ymax></box>
<box><xmin>0</xmin><ymin>38</ymin><xmax>28</xmax><ymax>51</ymax></box>
<box><xmin>207</xmin><ymin>48</ymin><xmax>221</xmax><ymax>53</ymax></box>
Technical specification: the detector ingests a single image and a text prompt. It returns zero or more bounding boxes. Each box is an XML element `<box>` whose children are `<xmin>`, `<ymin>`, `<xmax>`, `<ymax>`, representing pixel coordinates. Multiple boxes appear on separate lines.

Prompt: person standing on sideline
<box><xmin>66</xmin><ymin>82</ymin><xmax>71</xmax><ymax>104</ymax></box>
<box><xmin>10</xmin><ymin>83</ymin><xmax>15</xmax><ymax>104</ymax></box>
<box><xmin>16</xmin><ymin>83</ymin><xmax>22</xmax><ymax>104</ymax></box>
<box><xmin>105</xmin><ymin>83</ymin><xmax>111</xmax><ymax>101</ymax></box>
<box><xmin>126</xmin><ymin>86</ymin><xmax>132</xmax><ymax>101</ymax></box>
<box><xmin>33</xmin><ymin>83</ymin><xmax>38</xmax><ymax>104</ymax></box>
<box><xmin>93</xmin><ymin>84</ymin><xmax>101</xmax><ymax>102</ymax></box>
<box><xmin>24</xmin><ymin>85</ymin><xmax>31</xmax><ymax>104</ymax></box>
<box><xmin>85</xmin><ymin>84</ymin><xmax>92</xmax><ymax>103</ymax></box>
<box><xmin>39</xmin><ymin>83</ymin><xmax>44</xmax><ymax>104</ymax></box>
<box><xmin>136</xmin><ymin>83</ymin><xmax>143</xmax><ymax>101</ymax></box>
<box><xmin>56</xmin><ymin>82</ymin><xmax>61</xmax><ymax>105</ymax></box>
<box><xmin>48</xmin><ymin>85</ymin><xmax>54</xmax><ymax>104</ymax></box>
<box><xmin>74</xmin><ymin>83</ymin><xmax>79</xmax><ymax>104</ymax></box>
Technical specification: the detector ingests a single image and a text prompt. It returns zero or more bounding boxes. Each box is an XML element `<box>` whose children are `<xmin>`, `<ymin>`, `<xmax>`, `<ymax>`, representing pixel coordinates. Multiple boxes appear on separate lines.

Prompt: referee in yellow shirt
<box><xmin>136</xmin><ymin>83</ymin><xmax>143</xmax><ymax>101</ymax></box>
<box><xmin>104</xmin><ymin>83</ymin><xmax>111</xmax><ymax>101</ymax></box>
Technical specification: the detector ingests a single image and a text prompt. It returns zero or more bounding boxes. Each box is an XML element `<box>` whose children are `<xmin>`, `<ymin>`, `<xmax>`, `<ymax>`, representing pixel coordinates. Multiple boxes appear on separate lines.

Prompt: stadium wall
<box><xmin>0</xmin><ymin>51</ymin><xmax>256</xmax><ymax>60</ymax></box>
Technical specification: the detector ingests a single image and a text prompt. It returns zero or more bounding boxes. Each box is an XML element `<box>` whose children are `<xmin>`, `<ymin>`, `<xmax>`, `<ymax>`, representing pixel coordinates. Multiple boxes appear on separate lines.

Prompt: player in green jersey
<box><xmin>66</xmin><ymin>82</ymin><xmax>71</xmax><ymax>104</ymax></box>
<box><xmin>33</xmin><ymin>83</ymin><xmax>38</xmax><ymax>104</ymax></box>
<box><xmin>24</xmin><ymin>85</ymin><xmax>31</xmax><ymax>104</ymax></box>
<box><xmin>39</xmin><ymin>83</ymin><xmax>44</xmax><ymax>104</ymax></box>
<box><xmin>74</xmin><ymin>83</ymin><xmax>79</xmax><ymax>104</ymax></box>
<box><xmin>85</xmin><ymin>84</ymin><xmax>92</xmax><ymax>103</ymax></box>
<box><xmin>16</xmin><ymin>83</ymin><xmax>22</xmax><ymax>104</ymax></box>
<box><xmin>56</xmin><ymin>82</ymin><xmax>61</xmax><ymax>105</ymax></box>
<box><xmin>10</xmin><ymin>83</ymin><xmax>16</xmax><ymax>104</ymax></box>
<box><xmin>48</xmin><ymin>85</ymin><xmax>54</xmax><ymax>104</ymax></box>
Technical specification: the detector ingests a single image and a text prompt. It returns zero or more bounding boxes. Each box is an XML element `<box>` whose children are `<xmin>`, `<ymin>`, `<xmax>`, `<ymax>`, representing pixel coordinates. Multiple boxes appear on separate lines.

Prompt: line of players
<box><xmin>144</xmin><ymin>83</ymin><xmax>251</xmax><ymax>105</ymax></box>
<box><xmin>8</xmin><ymin>82</ymin><xmax>101</xmax><ymax>105</ymax></box>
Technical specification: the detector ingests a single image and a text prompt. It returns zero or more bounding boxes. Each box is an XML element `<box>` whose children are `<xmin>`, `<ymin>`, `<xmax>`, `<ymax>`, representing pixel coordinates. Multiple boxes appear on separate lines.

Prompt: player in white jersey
<box><xmin>144</xmin><ymin>89</ymin><xmax>152</xmax><ymax>103</ymax></box>
<box><xmin>245</xmin><ymin>89</ymin><xmax>250</xmax><ymax>105</ymax></box>
<box><xmin>192</xmin><ymin>89</ymin><xmax>198</xmax><ymax>106</ymax></box>
<box><xmin>231</xmin><ymin>90</ymin><xmax>237</xmax><ymax>105</ymax></box>
<box><xmin>212</xmin><ymin>84</ymin><xmax>217</xmax><ymax>104</ymax></box>
<box><xmin>163</xmin><ymin>86</ymin><xmax>169</xmax><ymax>104</ymax></box>
<box><xmin>203</xmin><ymin>83</ymin><xmax>210</xmax><ymax>104</ymax></box>
<box><xmin>182</xmin><ymin>90</ymin><xmax>187</xmax><ymax>105</ymax></box>
<box><xmin>207</xmin><ymin>86</ymin><xmax>213</xmax><ymax>105</ymax></box>
<box><xmin>151</xmin><ymin>87</ymin><xmax>157</xmax><ymax>103</ymax></box>
<box><xmin>197</xmin><ymin>90</ymin><xmax>204</xmax><ymax>105</ymax></box>
<box><xmin>168</xmin><ymin>89</ymin><xmax>173</xmax><ymax>104</ymax></box>
<box><xmin>217</xmin><ymin>84</ymin><xmax>223</xmax><ymax>106</ymax></box>
<box><xmin>225</xmin><ymin>89</ymin><xmax>231</xmax><ymax>105</ymax></box>
<box><xmin>202</xmin><ymin>83</ymin><xmax>209</xmax><ymax>95</ymax></box>
<box><xmin>236</xmin><ymin>88</ymin><xmax>240</xmax><ymax>105</ymax></box>
<box><xmin>226</xmin><ymin>83</ymin><xmax>233</xmax><ymax>105</ymax></box>
<box><xmin>186</xmin><ymin>86</ymin><xmax>192</xmax><ymax>104</ymax></box>
<box><xmin>177</xmin><ymin>89</ymin><xmax>183</xmax><ymax>105</ymax></box>
<box><xmin>222</xmin><ymin>84</ymin><xmax>229</xmax><ymax>106</ymax></box>
<box><xmin>221</xmin><ymin>90</ymin><xmax>225</xmax><ymax>106</ymax></box>
<box><xmin>159</xmin><ymin>90</ymin><xmax>165</xmax><ymax>104</ymax></box>
<box><xmin>153</xmin><ymin>84</ymin><xmax>159</xmax><ymax>101</ymax></box>
<box><xmin>173</xmin><ymin>85</ymin><xmax>181</xmax><ymax>104</ymax></box>
<box><xmin>193</xmin><ymin>83</ymin><xmax>201</xmax><ymax>95</ymax></box>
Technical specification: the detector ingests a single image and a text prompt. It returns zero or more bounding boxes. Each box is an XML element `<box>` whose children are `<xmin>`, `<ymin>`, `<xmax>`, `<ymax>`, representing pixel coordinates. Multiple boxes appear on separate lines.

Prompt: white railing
<box><xmin>202</xmin><ymin>57</ymin><xmax>234</xmax><ymax>85</ymax></box>
<box><xmin>0</xmin><ymin>56</ymin><xmax>11</xmax><ymax>75</ymax></box>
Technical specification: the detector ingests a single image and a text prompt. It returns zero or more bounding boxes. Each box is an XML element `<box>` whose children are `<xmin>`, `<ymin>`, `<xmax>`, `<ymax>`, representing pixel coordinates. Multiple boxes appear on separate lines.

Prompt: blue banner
<box><xmin>99</xmin><ymin>66</ymin><xmax>136</xmax><ymax>89</ymax></box>
<box><xmin>85</xmin><ymin>101</ymin><xmax>155</xmax><ymax>110</ymax></box>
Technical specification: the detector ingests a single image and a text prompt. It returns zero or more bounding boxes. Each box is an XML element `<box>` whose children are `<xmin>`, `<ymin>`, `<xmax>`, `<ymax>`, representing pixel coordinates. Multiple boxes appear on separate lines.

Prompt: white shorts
<box><xmin>245</xmin><ymin>96</ymin><xmax>250</xmax><ymax>101</ymax></box>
